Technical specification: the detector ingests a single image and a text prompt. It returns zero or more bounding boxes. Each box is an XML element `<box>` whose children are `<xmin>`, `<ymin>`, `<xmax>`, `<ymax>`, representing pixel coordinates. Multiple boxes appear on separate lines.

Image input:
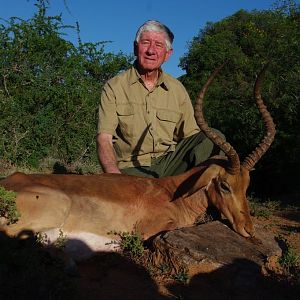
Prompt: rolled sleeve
<box><xmin>98</xmin><ymin>83</ymin><xmax>118</xmax><ymax>135</ymax></box>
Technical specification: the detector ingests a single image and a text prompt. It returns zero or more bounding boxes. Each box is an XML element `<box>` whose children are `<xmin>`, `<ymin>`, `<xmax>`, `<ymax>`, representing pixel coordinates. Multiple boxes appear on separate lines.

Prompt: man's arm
<box><xmin>97</xmin><ymin>133</ymin><xmax>121</xmax><ymax>174</ymax></box>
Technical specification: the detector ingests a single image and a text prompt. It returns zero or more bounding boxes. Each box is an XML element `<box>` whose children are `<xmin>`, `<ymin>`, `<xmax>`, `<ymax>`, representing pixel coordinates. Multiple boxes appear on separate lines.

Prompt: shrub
<box><xmin>108</xmin><ymin>230</ymin><xmax>145</xmax><ymax>259</ymax></box>
<box><xmin>0</xmin><ymin>1</ymin><xmax>132</xmax><ymax>169</ymax></box>
<box><xmin>0</xmin><ymin>186</ymin><xmax>20</xmax><ymax>224</ymax></box>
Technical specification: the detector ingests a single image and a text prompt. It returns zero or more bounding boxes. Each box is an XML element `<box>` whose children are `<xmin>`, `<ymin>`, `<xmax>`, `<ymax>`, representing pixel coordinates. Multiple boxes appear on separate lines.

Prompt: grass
<box><xmin>0</xmin><ymin>157</ymin><xmax>101</xmax><ymax>178</ymax></box>
<box><xmin>0</xmin><ymin>186</ymin><xmax>20</xmax><ymax>224</ymax></box>
<box><xmin>249</xmin><ymin>195</ymin><xmax>300</xmax><ymax>280</ymax></box>
<box><xmin>248</xmin><ymin>195</ymin><xmax>281</xmax><ymax>219</ymax></box>
<box><xmin>172</xmin><ymin>269</ymin><xmax>189</xmax><ymax>284</ymax></box>
<box><xmin>277</xmin><ymin>234</ymin><xmax>300</xmax><ymax>275</ymax></box>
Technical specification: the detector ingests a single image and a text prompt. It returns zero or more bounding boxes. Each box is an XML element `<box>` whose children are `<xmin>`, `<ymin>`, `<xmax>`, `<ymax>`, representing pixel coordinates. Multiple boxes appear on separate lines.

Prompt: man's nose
<box><xmin>146</xmin><ymin>42</ymin><xmax>155</xmax><ymax>54</ymax></box>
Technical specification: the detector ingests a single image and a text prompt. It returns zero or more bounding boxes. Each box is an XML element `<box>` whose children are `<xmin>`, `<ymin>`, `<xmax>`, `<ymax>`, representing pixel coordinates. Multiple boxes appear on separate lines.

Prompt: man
<box><xmin>97</xmin><ymin>20</ymin><xmax>222</xmax><ymax>178</ymax></box>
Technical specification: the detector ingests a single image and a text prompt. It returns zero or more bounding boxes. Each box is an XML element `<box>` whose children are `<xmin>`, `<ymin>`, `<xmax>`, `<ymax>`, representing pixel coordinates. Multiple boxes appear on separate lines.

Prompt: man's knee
<box><xmin>192</xmin><ymin>128</ymin><xmax>225</xmax><ymax>165</ymax></box>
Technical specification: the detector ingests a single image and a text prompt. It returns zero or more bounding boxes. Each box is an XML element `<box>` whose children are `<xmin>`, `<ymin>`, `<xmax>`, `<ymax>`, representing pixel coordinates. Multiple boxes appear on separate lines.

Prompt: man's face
<box><xmin>135</xmin><ymin>31</ymin><xmax>173</xmax><ymax>72</ymax></box>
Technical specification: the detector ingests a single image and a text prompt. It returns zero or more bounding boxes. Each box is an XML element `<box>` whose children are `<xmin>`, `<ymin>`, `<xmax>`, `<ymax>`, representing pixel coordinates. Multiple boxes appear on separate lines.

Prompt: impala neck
<box><xmin>159</xmin><ymin>166</ymin><xmax>210</xmax><ymax>227</ymax></box>
<box><xmin>173</xmin><ymin>189</ymin><xmax>209</xmax><ymax>227</ymax></box>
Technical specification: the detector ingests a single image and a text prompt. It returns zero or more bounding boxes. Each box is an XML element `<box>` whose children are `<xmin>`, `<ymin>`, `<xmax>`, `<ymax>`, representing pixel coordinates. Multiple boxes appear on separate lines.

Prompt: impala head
<box><xmin>195</xmin><ymin>63</ymin><xmax>276</xmax><ymax>237</ymax></box>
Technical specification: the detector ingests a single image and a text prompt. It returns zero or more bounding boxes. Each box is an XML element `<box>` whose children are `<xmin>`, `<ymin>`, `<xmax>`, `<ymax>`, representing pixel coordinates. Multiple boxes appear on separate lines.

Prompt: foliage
<box><xmin>108</xmin><ymin>230</ymin><xmax>145</xmax><ymax>259</ymax></box>
<box><xmin>0</xmin><ymin>1</ymin><xmax>132</xmax><ymax>169</ymax></box>
<box><xmin>277</xmin><ymin>235</ymin><xmax>299</xmax><ymax>274</ymax></box>
<box><xmin>35</xmin><ymin>229</ymin><xmax>68</xmax><ymax>249</ymax></box>
<box><xmin>35</xmin><ymin>231</ymin><xmax>50</xmax><ymax>245</ymax></box>
<box><xmin>53</xmin><ymin>229</ymin><xmax>68</xmax><ymax>249</ymax></box>
<box><xmin>248</xmin><ymin>195</ymin><xmax>281</xmax><ymax>218</ymax></box>
<box><xmin>0</xmin><ymin>186</ymin><xmax>20</xmax><ymax>224</ymax></box>
<box><xmin>172</xmin><ymin>269</ymin><xmax>189</xmax><ymax>284</ymax></box>
<box><xmin>179</xmin><ymin>0</ymin><xmax>300</xmax><ymax>196</ymax></box>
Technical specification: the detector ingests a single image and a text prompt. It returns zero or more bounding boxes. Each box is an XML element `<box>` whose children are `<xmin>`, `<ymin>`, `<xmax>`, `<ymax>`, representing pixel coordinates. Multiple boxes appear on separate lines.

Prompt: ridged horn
<box><xmin>242</xmin><ymin>64</ymin><xmax>276</xmax><ymax>170</ymax></box>
<box><xmin>194</xmin><ymin>63</ymin><xmax>240</xmax><ymax>175</ymax></box>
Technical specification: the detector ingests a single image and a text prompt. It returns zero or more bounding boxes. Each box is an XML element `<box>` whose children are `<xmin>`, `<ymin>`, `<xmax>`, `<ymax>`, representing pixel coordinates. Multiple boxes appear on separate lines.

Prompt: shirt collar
<box><xmin>129</xmin><ymin>61</ymin><xmax>170</xmax><ymax>91</ymax></box>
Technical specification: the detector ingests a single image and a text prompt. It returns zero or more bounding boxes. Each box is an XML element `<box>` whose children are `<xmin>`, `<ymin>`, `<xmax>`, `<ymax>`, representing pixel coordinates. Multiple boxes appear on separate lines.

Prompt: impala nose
<box><xmin>246</xmin><ymin>224</ymin><xmax>255</xmax><ymax>237</ymax></box>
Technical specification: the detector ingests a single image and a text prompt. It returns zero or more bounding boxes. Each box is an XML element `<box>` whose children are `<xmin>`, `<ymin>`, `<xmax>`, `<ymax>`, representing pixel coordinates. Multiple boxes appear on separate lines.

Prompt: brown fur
<box><xmin>0</xmin><ymin>156</ymin><xmax>254</xmax><ymax>247</ymax></box>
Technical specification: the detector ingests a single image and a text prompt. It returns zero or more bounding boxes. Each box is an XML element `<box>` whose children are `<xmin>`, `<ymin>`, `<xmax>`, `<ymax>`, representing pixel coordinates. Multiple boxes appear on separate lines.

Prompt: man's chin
<box><xmin>140</xmin><ymin>62</ymin><xmax>160</xmax><ymax>72</ymax></box>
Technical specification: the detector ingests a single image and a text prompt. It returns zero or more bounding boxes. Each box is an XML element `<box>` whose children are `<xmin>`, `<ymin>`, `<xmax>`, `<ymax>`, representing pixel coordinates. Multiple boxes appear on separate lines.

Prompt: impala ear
<box><xmin>172</xmin><ymin>164</ymin><xmax>223</xmax><ymax>201</ymax></box>
<box><xmin>186</xmin><ymin>164</ymin><xmax>222</xmax><ymax>197</ymax></box>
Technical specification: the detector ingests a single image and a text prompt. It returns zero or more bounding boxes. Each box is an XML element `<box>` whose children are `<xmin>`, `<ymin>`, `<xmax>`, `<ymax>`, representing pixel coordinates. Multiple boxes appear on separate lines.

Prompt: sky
<box><xmin>1</xmin><ymin>0</ymin><xmax>297</xmax><ymax>77</ymax></box>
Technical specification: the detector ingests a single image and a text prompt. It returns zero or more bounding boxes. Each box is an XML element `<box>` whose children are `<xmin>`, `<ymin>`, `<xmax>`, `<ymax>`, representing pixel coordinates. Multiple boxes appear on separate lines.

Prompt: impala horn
<box><xmin>242</xmin><ymin>64</ymin><xmax>276</xmax><ymax>170</ymax></box>
<box><xmin>194</xmin><ymin>63</ymin><xmax>241</xmax><ymax>175</ymax></box>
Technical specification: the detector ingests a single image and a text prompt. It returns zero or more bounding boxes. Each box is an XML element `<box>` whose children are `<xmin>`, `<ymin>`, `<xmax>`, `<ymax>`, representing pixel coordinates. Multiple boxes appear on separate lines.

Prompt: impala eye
<box><xmin>220</xmin><ymin>181</ymin><xmax>231</xmax><ymax>193</ymax></box>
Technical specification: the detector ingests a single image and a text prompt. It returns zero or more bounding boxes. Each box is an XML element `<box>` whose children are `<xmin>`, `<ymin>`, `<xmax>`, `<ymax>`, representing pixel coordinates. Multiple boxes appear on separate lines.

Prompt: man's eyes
<box><xmin>155</xmin><ymin>43</ymin><xmax>164</xmax><ymax>48</ymax></box>
<box><xmin>140</xmin><ymin>40</ymin><xmax>165</xmax><ymax>48</ymax></box>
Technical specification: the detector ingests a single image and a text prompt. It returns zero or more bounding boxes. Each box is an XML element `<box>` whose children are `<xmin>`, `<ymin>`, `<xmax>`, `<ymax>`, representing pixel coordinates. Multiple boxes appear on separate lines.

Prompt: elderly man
<box><xmin>97</xmin><ymin>20</ymin><xmax>222</xmax><ymax>178</ymax></box>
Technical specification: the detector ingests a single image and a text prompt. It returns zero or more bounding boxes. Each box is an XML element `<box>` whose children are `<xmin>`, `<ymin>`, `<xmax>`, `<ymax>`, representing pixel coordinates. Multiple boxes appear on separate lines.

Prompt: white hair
<box><xmin>135</xmin><ymin>20</ymin><xmax>174</xmax><ymax>51</ymax></box>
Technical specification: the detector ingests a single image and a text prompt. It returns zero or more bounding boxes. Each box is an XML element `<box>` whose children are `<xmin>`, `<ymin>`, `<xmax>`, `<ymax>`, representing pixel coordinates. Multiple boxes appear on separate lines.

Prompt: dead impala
<box><xmin>0</xmin><ymin>65</ymin><xmax>275</xmax><ymax>260</ymax></box>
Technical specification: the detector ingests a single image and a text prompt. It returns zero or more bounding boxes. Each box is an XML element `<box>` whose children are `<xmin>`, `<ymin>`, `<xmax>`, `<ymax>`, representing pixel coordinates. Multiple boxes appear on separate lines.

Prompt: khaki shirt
<box><xmin>98</xmin><ymin>65</ymin><xmax>200</xmax><ymax>168</ymax></box>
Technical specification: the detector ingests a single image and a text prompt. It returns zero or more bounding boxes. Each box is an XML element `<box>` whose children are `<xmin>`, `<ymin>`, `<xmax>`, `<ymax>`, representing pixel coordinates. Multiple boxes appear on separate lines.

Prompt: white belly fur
<box><xmin>42</xmin><ymin>228</ymin><xmax>120</xmax><ymax>261</ymax></box>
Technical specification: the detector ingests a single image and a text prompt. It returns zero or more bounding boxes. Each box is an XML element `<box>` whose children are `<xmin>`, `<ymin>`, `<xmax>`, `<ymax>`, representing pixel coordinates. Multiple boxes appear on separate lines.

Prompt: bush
<box><xmin>179</xmin><ymin>1</ymin><xmax>300</xmax><ymax>196</ymax></box>
<box><xmin>0</xmin><ymin>186</ymin><xmax>20</xmax><ymax>224</ymax></box>
<box><xmin>0</xmin><ymin>1</ymin><xmax>132</xmax><ymax>169</ymax></box>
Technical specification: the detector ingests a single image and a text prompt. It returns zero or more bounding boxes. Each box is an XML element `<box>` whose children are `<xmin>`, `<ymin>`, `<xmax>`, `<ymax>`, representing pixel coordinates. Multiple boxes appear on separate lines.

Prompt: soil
<box><xmin>72</xmin><ymin>209</ymin><xmax>300</xmax><ymax>300</ymax></box>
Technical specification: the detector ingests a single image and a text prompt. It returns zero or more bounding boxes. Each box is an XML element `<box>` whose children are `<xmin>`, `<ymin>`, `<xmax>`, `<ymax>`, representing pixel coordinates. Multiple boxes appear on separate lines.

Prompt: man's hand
<box><xmin>97</xmin><ymin>133</ymin><xmax>121</xmax><ymax>174</ymax></box>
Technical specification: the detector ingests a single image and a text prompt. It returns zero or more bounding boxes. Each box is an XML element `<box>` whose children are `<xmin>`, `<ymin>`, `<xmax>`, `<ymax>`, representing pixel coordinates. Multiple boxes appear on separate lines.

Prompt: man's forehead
<box><xmin>140</xmin><ymin>31</ymin><xmax>166</xmax><ymax>41</ymax></box>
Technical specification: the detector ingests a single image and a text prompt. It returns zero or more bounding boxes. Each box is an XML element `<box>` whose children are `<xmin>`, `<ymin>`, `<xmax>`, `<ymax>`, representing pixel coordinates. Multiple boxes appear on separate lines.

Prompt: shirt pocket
<box><xmin>156</xmin><ymin>109</ymin><xmax>182</xmax><ymax>143</ymax></box>
<box><xmin>116</xmin><ymin>104</ymin><xmax>135</xmax><ymax>139</ymax></box>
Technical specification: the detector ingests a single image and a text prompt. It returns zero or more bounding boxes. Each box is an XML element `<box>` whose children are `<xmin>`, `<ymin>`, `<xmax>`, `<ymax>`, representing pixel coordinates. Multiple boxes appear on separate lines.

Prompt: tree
<box><xmin>0</xmin><ymin>1</ymin><xmax>132</xmax><ymax>170</ymax></box>
<box><xmin>179</xmin><ymin>1</ymin><xmax>300</xmax><ymax>196</ymax></box>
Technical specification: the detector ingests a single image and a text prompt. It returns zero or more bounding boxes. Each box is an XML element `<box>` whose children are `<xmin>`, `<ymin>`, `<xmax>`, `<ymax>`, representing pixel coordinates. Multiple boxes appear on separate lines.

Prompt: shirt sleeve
<box><xmin>97</xmin><ymin>82</ymin><xmax>118</xmax><ymax>135</ymax></box>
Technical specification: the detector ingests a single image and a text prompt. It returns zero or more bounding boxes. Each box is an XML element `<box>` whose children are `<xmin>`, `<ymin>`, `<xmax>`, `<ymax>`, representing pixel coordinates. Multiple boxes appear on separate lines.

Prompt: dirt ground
<box><xmin>71</xmin><ymin>208</ymin><xmax>300</xmax><ymax>300</ymax></box>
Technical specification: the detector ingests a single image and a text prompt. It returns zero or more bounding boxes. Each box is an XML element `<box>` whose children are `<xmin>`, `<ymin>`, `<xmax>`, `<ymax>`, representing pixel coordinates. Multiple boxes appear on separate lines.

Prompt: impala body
<box><xmin>0</xmin><ymin>65</ymin><xmax>275</xmax><ymax>260</ymax></box>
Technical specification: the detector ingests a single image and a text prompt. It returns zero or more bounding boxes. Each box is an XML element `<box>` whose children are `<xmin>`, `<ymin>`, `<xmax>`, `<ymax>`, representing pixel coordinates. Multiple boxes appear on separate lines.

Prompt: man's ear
<box><xmin>133</xmin><ymin>41</ymin><xmax>138</xmax><ymax>56</ymax></box>
<box><xmin>164</xmin><ymin>49</ymin><xmax>173</xmax><ymax>62</ymax></box>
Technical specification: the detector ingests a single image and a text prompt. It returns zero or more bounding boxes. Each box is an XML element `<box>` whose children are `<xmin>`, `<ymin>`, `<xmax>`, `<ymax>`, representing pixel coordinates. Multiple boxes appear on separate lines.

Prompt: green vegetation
<box><xmin>157</xmin><ymin>263</ymin><xmax>172</xmax><ymax>274</ymax></box>
<box><xmin>172</xmin><ymin>269</ymin><xmax>189</xmax><ymax>284</ymax></box>
<box><xmin>35</xmin><ymin>231</ymin><xmax>49</xmax><ymax>245</ymax></box>
<box><xmin>250</xmin><ymin>202</ymin><xmax>273</xmax><ymax>219</ymax></box>
<box><xmin>0</xmin><ymin>0</ymin><xmax>132</xmax><ymax>171</ymax></box>
<box><xmin>35</xmin><ymin>229</ymin><xmax>68</xmax><ymax>249</ymax></box>
<box><xmin>108</xmin><ymin>230</ymin><xmax>145</xmax><ymax>259</ymax></box>
<box><xmin>0</xmin><ymin>186</ymin><xmax>20</xmax><ymax>224</ymax></box>
<box><xmin>278</xmin><ymin>235</ymin><xmax>299</xmax><ymax>275</ymax></box>
<box><xmin>249</xmin><ymin>195</ymin><xmax>281</xmax><ymax>218</ymax></box>
<box><xmin>53</xmin><ymin>229</ymin><xmax>68</xmax><ymax>249</ymax></box>
<box><xmin>179</xmin><ymin>0</ymin><xmax>300</xmax><ymax>197</ymax></box>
